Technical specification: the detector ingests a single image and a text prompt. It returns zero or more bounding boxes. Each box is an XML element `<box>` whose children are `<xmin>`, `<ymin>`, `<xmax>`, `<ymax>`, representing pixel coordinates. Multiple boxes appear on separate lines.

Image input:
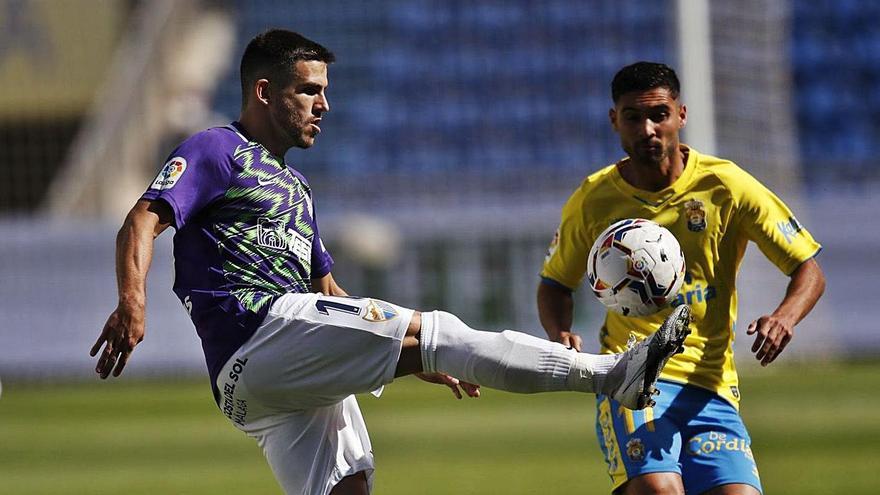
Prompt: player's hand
<box><xmin>554</xmin><ymin>331</ymin><xmax>583</xmax><ymax>352</ymax></box>
<box><xmin>416</xmin><ymin>372</ymin><xmax>481</xmax><ymax>399</ymax></box>
<box><xmin>90</xmin><ymin>303</ymin><xmax>145</xmax><ymax>379</ymax></box>
<box><xmin>747</xmin><ymin>314</ymin><xmax>795</xmax><ymax>366</ymax></box>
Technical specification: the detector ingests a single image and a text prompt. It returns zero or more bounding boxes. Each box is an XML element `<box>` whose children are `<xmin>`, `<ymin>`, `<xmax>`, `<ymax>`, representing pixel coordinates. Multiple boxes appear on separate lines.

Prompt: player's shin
<box><xmin>419</xmin><ymin>310</ymin><xmax>617</xmax><ymax>393</ymax></box>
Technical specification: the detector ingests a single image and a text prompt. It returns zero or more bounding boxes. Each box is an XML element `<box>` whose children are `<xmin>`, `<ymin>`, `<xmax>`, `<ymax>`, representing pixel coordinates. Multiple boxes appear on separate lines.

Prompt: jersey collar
<box><xmin>229</xmin><ymin>121</ymin><xmax>290</xmax><ymax>168</ymax></box>
<box><xmin>610</xmin><ymin>145</ymin><xmax>699</xmax><ymax>208</ymax></box>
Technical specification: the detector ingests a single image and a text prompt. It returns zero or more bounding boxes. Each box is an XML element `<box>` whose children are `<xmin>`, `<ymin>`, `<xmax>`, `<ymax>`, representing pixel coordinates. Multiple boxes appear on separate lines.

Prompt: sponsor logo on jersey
<box><xmin>684</xmin><ymin>199</ymin><xmax>707</xmax><ymax>232</ymax></box>
<box><xmin>256</xmin><ymin>169</ymin><xmax>286</xmax><ymax>186</ymax></box>
<box><xmin>150</xmin><ymin>157</ymin><xmax>187</xmax><ymax>190</ymax></box>
<box><xmin>544</xmin><ymin>228</ymin><xmax>560</xmax><ymax>262</ymax></box>
<box><xmin>777</xmin><ymin>216</ymin><xmax>803</xmax><ymax>244</ymax></box>
<box><xmin>671</xmin><ymin>271</ymin><xmax>716</xmax><ymax>307</ymax></box>
<box><xmin>257</xmin><ymin>217</ymin><xmax>312</xmax><ymax>262</ymax></box>
<box><xmin>626</xmin><ymin>438</ymin><xmax>646</xmax><ymax>462</ymax></box>
<box><xmin>363</xmin><ymin>299</ymin><xmax>398</xmax><ymax>322</ymax></box>
<box><xmin>671</xmin><ymin>283</ymin><xmax>716</xmax><ymax>307</ymax></box>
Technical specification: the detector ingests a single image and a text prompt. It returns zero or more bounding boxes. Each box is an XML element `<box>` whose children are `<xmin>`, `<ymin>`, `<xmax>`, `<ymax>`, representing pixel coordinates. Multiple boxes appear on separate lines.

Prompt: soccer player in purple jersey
<box><xmin>90</xmin><ymin>30</ymin><xmax>691</xmax><ymax>495</ymax></box>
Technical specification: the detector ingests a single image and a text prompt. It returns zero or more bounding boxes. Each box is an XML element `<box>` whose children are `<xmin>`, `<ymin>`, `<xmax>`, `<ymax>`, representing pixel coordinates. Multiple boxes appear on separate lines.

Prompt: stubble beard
<box><xmin>625</xmin><ymin>143</ymin><xmax>661</xmax><ymax>167</ymax></box>
<box><xmin>291</xmin><ymin>132</ymin><xmax>313</xmax><ymax>149</ymax></box>
<box><xmin>289</xmin><ymin>114</ymin><xmax>314</xmax><ymax>149</ymax></box>
<box><xmin>270</xmin><ymin>102</ymin><xmax>314</xmax><ymax>150</ymax></box>
<box><xmin>627</xmin><ymin>140</ymin><xmax>676</xmax><ymax>167</ymax></box>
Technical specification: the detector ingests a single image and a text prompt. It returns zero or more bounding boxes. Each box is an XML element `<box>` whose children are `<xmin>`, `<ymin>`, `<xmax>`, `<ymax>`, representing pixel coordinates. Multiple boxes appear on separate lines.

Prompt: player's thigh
<box><xmin>701</xmin><ymin>484</ymin><xmax>761</xmax><ymax>495</ymax></box>
<box><xmin>616</xmin><ymin>473</ymin><xmax>685</xmax><ymax>495</ymax></box>
<box><xmin>250</xmin><ymin>395</ymin><xmax>376</xmax><ymax>495</ymax></box>
<box><xmin>235</xmin><ymin>293</ymin><xmax>414</xmax><ymax>410</ymax></box>
<box><xmin>330</xmin><ymin>472</ymin><xmax>369</xmax><ymax>495</ymax></box>
<box><xmin>595</xmin><ymin>386</ymin><xmax>684</xmax><ymax>493</ymax></box>
<box><xmin>679</xmin><ymin>391</ymin><xmax>762</xmax><ymax>495</ymax></box>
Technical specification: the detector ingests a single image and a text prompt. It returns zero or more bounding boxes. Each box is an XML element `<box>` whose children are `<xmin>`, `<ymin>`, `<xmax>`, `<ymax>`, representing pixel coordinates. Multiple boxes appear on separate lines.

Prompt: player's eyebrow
<box><xmin>297</xmin><ymin>82</ymin><xmax>325</xmax><ymax>94</ymax></box>
<box><xmin>620</xmin><ymin>103</ymin><xmax>672</xmax><ymax>113</ymax></box>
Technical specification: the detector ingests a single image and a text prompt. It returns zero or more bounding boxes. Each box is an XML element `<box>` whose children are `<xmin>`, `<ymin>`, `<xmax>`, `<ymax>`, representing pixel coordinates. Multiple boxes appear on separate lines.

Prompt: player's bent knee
<box><xmin>405</xmin><ymin>310</ymin><xmax>422</xmax><ymax>338</ymax></box>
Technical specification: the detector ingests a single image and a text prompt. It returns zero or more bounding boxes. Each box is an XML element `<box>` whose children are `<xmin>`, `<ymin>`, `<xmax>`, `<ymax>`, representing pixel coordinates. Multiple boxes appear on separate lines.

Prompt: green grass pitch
<box><xmin>0</xmin><ymin>360</ymin><xmax>877</xmax><ymax>494</ymax></box>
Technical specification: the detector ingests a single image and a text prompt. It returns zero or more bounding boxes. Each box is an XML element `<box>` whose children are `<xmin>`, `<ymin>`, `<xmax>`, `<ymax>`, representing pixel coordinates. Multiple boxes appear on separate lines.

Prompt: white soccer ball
<box><xmin>587</xmin><ymin>218</ymin><xmax>686</xmax><ymax>317</ymax></box>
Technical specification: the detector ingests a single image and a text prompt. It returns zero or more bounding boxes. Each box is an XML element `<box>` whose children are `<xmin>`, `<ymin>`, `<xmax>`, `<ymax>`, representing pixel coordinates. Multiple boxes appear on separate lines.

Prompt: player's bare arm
<box><xmin>90</xmin><ymin>199</ymin><xmax>173</xmax><ymax>378</ymax></box>
<box><xmin>415</xmin><ymin>371</ymin><xmax>481</xmax><ymax>400</ymax></box>
<box><xmin>537</xmin><ymin>282</ymin><xmax>582</xmax><ymax>351</ymax></box>
<box><xmin>312</xmin><ymin>272</ymin><xmax>348</xmax><ymax>296</ymax></box>
<box><xmin>747</xmin><ymin>258</ymin><xmax>826</xmax><ymax>366</ymax></box>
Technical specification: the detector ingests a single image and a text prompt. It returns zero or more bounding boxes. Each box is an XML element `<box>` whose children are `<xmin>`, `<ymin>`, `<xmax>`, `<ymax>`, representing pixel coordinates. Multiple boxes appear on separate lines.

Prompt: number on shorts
<box><xmin>315</xmin><ymin>299</ymin><xmax>361</xmax><ymax>317</ymax></box>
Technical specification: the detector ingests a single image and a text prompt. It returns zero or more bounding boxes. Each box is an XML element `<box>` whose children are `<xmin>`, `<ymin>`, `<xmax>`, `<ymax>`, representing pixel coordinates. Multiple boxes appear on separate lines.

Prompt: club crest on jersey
<box><xmin>626</xmin><ymin>438</ymin><xmax>646</xmax><ymax>462</ymax></box>
<box><xmin>684</xmin><ymin>199</ymin><xmax>707</xmax><ymax>232</ymax></box>
<box><xmin>363</xmin><ymin>299</ymin><xmax>398</xmax><ymax>322</ymax></box>
<box><xmin>150</xmin><ymin>157</ymin><xmax>187</xmax><ymax>190</ymax></box>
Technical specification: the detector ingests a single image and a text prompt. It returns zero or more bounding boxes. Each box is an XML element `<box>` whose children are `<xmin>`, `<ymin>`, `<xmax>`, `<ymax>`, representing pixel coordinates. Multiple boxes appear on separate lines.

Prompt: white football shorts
<box><xmin>215</xmin><ymin>292</ymin><xmax>414</xmax><ymax>495</ymax></box>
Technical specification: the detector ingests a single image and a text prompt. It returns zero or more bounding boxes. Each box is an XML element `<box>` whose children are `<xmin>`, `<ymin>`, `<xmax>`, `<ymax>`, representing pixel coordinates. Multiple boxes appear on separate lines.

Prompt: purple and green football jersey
<box><xmin>141</xmin><ymin>122</ymin><xmax>333</xmax><ymax>395</ymax></box>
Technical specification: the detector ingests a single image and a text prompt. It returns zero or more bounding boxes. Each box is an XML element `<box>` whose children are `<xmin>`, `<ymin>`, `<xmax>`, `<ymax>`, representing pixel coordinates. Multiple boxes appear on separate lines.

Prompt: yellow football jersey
<box><xmin>541</xmin><ymin>146</ymin><xmax>821</xmax><ymax>407</ymax></box>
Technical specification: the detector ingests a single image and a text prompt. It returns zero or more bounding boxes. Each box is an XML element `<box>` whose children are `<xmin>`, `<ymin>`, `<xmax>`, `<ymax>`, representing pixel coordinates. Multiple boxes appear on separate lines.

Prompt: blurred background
<box><xmin>0</xmin><ymin>0</ymin><xmax>878</xmax><ymax>493</ymax></box>
<box><xmin>1</xmin><ymin>0</ymin><xmax>875</xmax><ymax>376</ymax></box>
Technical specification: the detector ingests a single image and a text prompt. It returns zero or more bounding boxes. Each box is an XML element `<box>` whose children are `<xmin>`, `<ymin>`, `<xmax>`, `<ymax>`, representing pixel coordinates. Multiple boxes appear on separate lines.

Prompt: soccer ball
<box><xmin>587</xmin><ymin>219</ymin><xmax>686</xmax><ymax>317</ymax></box>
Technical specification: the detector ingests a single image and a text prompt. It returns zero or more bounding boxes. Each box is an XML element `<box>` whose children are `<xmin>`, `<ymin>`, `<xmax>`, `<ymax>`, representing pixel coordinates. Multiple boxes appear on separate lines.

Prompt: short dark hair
<box><xmin>240</xmin><ymin>29</ymin><xmax>336</xmax><ymax>105</ymax></box>
<box><xmin>611</xmin><ymin>62</ymin><xmax>680</xmax><ymax>103</ymax></box>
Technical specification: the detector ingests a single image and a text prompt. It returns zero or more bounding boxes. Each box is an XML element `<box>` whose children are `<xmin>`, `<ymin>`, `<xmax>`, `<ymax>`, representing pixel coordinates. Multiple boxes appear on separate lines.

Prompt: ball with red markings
<box><xmin>587</xmin><ymin>218</ymin><xmax>686</xmax><ymax>317</ymax></box>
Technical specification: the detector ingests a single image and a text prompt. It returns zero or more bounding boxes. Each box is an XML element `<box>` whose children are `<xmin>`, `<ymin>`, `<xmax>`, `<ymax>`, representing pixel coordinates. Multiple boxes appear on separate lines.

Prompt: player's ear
<box><xmin>609</xmin><ymin>108</ymin><xmax>618</xmax><ymax>130</ymax></box>
<box><xmin>678</xmin><ymin>103</ymin><xmax>687</xmax><ymax>128</ymax></box>
<box><xmin>254</xmin><ymin>79</ymin><xmax>271</xmax><ymax>106</ymax></box>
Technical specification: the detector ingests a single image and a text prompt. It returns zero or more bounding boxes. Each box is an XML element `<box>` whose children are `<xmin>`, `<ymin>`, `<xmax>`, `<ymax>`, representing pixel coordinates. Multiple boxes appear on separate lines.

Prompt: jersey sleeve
<box><xmin>309</xmin><ymin>202</ymin><xmax>334</xmax><ymax>278</ymax></box>
<box><xmin>732</xmin><ymin>172</ymin><xmax>822</xmax><ymax>275</ymax></box>
<box><xmin>140</xmin><ymin>130</ymin><xmax>234</xmax><ymax>229</ymax></box>
<box><xmin>540</xmin><ymin>189</ymin><xmax>593</xmax><ymax>290</ymax></box>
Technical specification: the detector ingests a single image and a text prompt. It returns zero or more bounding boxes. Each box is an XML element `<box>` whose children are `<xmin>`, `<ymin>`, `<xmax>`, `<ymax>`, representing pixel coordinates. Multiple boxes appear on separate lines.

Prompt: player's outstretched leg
<box><xmin>600</xmin><ymin>304</ymin><xmax>692</xmax><ymax>409</ymax></box>
<box><xmin>418</xmin><ymin>305</ymin><xmax>690</xmax><ymax>410</ymax></box>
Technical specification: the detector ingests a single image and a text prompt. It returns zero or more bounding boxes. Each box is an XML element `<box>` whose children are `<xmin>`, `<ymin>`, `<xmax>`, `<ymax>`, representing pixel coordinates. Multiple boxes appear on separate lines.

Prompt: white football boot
<box><xmin>602</xmin><ymin>304</ymin><xmax>691</xmax><ymax>410</ymax></box>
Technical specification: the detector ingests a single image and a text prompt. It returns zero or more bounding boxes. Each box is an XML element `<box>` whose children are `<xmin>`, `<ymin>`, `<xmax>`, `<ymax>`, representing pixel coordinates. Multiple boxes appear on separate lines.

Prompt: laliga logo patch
<box><xmin>150</xmin><ymin>157</ymin><xmax>187</xmax><ymax>190</ymax></box>
<box><xmin>626</xmin><ymin>438</ymin><xmax>646</xmax><ymax>462</ymax></box>
<box><xmin>684</xmin><ymin>199</ymin><xmax>707</xmax><ymax>232</ymax></box>
<box><xmin>363</xmin><ymin>299</ymin><xmax>398</xmax><ymax>322</ymax></box>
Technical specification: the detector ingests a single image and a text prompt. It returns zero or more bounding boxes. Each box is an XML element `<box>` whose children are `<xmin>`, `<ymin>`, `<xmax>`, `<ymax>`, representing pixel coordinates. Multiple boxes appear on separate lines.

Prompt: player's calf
<box><xmin>419</xmin><ymin>309</ymin><xmax>688</xmax><ymax>407</ymax></box>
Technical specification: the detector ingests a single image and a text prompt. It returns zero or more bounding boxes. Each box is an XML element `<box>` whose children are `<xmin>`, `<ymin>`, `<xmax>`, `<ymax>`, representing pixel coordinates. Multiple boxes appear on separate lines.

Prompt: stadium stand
<box><xmin>792</xmin><ymin>0</ymin><xmax>880</xmax><ymax>188</ymax></box>
<box><xmin>0</xmin><ymin>0</ymin><xmax>877</xmax><ymax>378</ymax></box>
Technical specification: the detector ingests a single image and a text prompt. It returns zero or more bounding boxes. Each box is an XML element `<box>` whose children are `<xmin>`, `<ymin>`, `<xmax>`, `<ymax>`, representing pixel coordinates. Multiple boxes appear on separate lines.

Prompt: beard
<box><xmin>290</xmin><ymin>132</ymin><xmax>312</xmax><ymax>149</ymax></box>
<box><xmin>270</xmin><ymin>104</ymin><xmax>315</xmax><ymax>150</ymax></box>
<box><xmin>287</xmin><ymin>116</ymin><xmax>314</xmax><ymax>149</ymax></box>
<box><xmin>626</xmin><ymin>140</ymin><xmax>674</xmax><ymax>165</ymax></box>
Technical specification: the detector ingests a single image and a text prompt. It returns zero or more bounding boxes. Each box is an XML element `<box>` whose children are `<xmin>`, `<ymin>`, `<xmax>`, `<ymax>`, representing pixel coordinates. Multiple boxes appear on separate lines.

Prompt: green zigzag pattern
<box><xmin>214</xmin><ymin>143</ymin><xmax>315</xmax><ymax>312</ymax></box>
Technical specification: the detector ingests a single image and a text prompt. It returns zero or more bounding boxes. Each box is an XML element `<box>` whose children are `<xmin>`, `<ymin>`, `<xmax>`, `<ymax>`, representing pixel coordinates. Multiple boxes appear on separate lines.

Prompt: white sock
<box><xmin>420</xmin><ymin>310</ymin><xmax>619</xmax><ymax>394</ymax></box>
<box><xmin>570</xmin><ymin>351</ymin><xmax>619</xmax><ymax>394</ymax></box>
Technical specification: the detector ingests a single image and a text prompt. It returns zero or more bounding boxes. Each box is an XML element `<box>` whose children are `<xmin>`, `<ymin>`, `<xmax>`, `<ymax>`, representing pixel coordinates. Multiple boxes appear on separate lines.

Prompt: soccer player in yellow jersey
<box><xmin>538</xmin><ymin>62</ymin><xmax>825</xmax><ymax>495</ymax></box>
